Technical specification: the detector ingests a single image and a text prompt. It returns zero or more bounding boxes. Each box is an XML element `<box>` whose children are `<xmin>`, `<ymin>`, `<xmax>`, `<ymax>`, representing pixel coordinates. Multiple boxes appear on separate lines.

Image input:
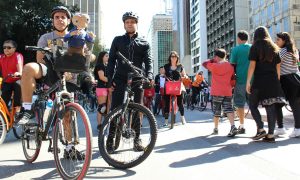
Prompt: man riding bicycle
<box><xmin>16</xmin><ymin>6</ymin><xmax>73</xmax><ymax>124</ymax></box>
<box><xmin>191</xmin><ymin>71</ymin><xmax>205</xmax><ymax>106</ymax></box>
<box><xmin>106</xmin><ymin>11</ymin><xmax>154</xmax><ymax>153</ymax></box>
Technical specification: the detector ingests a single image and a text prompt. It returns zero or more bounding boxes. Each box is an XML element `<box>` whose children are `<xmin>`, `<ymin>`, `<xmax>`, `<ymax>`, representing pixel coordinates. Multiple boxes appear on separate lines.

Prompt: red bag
<box><xmin>144</xmin><ymin>88</ymin><xmax>155</xmax><ymax>97</ymax></box>
<box><xmin>165</xmin><ymin>81</ymin><xmax>182</xmax><ymax>95</ymax></box>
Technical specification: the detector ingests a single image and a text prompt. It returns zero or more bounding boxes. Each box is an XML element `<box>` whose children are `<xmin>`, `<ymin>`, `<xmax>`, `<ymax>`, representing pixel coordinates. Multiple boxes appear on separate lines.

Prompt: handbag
<box><xmin>144</xmin><ymin>88</ymin><xmax>155</xmax><ymax>97</ymax></box>
<box><xmin>165</xmin><ymin>81</ymin><xmax>182</xmax><ymax>95</ymax></box>
<box><xmin>285</xmin><ymin>72</ymin><xmax>300</xmax><ymax>87</ymax></box>
<box><xmin>54</xmin><ymin>53</ymin><xmax>88</xmax><ymax>73</ymax></box>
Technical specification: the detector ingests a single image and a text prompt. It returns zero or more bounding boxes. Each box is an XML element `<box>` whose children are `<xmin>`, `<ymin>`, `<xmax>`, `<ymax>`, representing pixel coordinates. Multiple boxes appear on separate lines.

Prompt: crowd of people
<box><xmin>0</xmin><ymin>5</ymin><xmax>300</xmax><ymax>148</ymax></box>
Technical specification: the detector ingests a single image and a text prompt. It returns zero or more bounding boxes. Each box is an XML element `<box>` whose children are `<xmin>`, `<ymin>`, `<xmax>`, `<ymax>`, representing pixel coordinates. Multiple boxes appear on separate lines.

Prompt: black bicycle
<box><xmin>98</xmin><ymin>51</ymin><xmax>157</xmax><ymax>169</ymax></box>
<box><xmin>23</xmin><ymin>45</ymin><xmax>92</xmax><ymax>179</ymax></box>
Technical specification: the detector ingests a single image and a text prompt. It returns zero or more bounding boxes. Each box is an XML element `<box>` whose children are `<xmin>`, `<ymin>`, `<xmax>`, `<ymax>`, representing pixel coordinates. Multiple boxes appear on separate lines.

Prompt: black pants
<box><xmin>1</xmin><ymin>82</ymin><xmax>21</xmax><ymax>107</ymax></box>
<box><xmin>108</xmin><ymin>78</ymin><xmax>143</xmax><ymax>141</ymax></box>
<box><xmin>164</xmin><ymin>93</ymin><xmax>184</xmax><ymax>119</ymax></box>
<box><xmin>277</xmin><ymin>75</ymin><xmax>300</xmax><ymax>129</ymax></box>
<box><xmin>153</xmin><ymin>93</ymin><xmax>161</xmax><ymax>115</ymax></box>
<box><xmin>191</xmin><ymin>86</ymin><xmax>200</xmax><ymax>105</ymax></box>
<box><xmin>248</xmin><ymin>89</ymin><xmax>278</xmax><ymax>135</ymax></box>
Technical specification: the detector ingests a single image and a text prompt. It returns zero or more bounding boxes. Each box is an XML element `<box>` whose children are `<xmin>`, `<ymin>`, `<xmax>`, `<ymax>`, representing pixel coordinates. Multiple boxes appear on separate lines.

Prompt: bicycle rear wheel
<box><xmin>98</xmin><ymin>102</ymin><xmax>157</xmax><ymax>169</ymax></box>
<box><xmin>0</xmin><ymin>114</ymin><xmax>7</xmax><ymax>144</ymax></box>
<box><xmin>53</xmin><ymin>103</ymin><xmax>92</xmax><ymax>180</ymax></box>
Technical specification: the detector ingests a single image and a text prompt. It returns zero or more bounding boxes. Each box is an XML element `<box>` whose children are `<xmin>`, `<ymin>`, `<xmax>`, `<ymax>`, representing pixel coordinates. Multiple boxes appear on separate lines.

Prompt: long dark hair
<box><xmin>253</xmin><ymin>26</ymin><xmax>279</xmax><ymax>63</ymax></box>
<box><xmin>276</xmin><ymin>32</ymin><xmax>298</xmax><ymax>65</ymax></box>
<box><xmin>167</xmin><ymin>51</ymin><xmax>180</xmax><ymax>65</ymax></box>
<box><xmin>96</xmin><ymin>51</ymin><xmax>108</xmax><ymax>66</ymax></box>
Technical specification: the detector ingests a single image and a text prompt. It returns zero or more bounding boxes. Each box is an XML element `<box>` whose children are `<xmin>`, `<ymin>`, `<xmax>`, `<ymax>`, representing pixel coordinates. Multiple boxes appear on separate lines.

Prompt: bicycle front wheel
<box><xmin>53</xmin><ymin>103</ymin><xmax>92</xmax><ymax>180</ymax></box>
<box><xmin>0</xmin><ymin>114</ymin><xmax>7</xmax><ymax>144</ymax></box>
<box><xmin>98</xmin><ymin>102</ymin><xmax>157</xmax><ymax>169</ymax></box>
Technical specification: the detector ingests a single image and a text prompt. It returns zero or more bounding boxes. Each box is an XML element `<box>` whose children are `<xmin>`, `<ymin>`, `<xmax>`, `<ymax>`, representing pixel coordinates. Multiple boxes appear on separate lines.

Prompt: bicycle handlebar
<box><xmin>25</xmin><ymin>46</ymin><xmax>52</xmax><ymax>54</ymax></box>
<box><xmin>116</xmin><ymin>51</ymin><xmax>149</xmax><ymax>82</ymax></box>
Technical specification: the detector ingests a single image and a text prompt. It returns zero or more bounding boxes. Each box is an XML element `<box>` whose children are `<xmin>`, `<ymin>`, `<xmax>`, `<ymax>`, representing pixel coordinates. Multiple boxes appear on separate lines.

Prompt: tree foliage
<box><xmin>0</xmin><ymin>0</ymin><xmax>79</xmax><ymax>63</ymax></box>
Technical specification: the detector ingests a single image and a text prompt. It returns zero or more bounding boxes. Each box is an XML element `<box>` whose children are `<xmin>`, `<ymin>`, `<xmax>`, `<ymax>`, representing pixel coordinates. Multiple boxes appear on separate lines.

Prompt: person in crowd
<box><xmin>153</xmin><ymin>66</ymin><xmax>165</xmax><ymax>115</ymax></box>
<box><xmin>0</xmin><ymin>40</ymin><xmax>23</xmax><ymax>115</ymax></box>
<box><xmin>274</xmin><ymin>32</ymin><xmax>300</xmax><ymax>137</ymax></box>
<box><xmin>246</xmin><ymin>26</ymin><xmax>286</xmax><ymax>143</ymax></box>
<box><xmin>106</xmin><ymin>12</ymin><xmax>153</xmax><ymax>153</ymax></box>
<box><xmin>203</xmin><ymin>48</ymin><xmax>237</xmax><ymax>137</ymax></box>
<box><xmin>163</xmin><ymin>51</ymin><xmax>187</xmax><ymax>127</ymax></box>
<box><xmin>15</xmin><ymin>6</ymin><xmax>72</xmax><ymax>124</ymax></box>
<box><xmin>230</xmin><ymin>30</ymin><xmax>252</xmax><ymax>134</ymax></box>
<box><xmin>191</xmin><ymin>71</ymin><xmax>204</xmax><ymax>107</ymax></box>
<box><xmin>94</xmin><ymin>51</ymin><xmax>110</xmax><ymax>130</ymax></box>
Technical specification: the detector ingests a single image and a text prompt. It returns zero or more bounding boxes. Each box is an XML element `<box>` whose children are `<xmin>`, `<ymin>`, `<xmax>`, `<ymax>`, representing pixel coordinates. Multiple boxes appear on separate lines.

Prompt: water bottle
<box><xmin>43</xmin><ymin>99</ymin><xmax>53</xmax><ymax>127</ymax></box>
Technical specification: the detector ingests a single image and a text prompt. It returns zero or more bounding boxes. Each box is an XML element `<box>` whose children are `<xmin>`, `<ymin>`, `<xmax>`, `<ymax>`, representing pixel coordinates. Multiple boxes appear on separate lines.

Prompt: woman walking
<box><xmin>274</xmin><ymin>32</ymin><xmax>300</xmax><ymax>137</ymax></box>
<box><xmin>246</xmin><ymin>26</ymin><xmax>286</xmax><ymax>143</ymax></box>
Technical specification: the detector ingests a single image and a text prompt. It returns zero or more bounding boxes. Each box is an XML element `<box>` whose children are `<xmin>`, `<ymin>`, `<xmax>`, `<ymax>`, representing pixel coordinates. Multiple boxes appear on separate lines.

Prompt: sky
<box><xmin>100</xmin><ymin>0</ymin><xmax>166</xmax><ymax>48</ymax></box>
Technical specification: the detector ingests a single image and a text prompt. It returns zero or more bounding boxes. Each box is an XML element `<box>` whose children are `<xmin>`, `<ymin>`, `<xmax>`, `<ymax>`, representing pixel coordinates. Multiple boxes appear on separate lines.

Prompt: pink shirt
<box><xmin>203</xmin><ymin>60</ymin><xmax>234</xmax><ymax>96</ymax></box>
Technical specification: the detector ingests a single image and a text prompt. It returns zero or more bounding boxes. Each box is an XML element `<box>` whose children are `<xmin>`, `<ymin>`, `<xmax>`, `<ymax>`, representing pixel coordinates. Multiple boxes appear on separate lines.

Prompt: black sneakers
<box><xmin>15</xmin><ymin>109</ymin><xmax>34</xmax><ymax>125</ymax></box>
<box><xmin>63</xmin><ymin>146</ymin><xmax>85</xmax><ymax>161</ymax></box>
<box><xmin>237</xmin><ymin>126</ymin><xmax>246</xmax><ymax>134</ymax></box>
<box><xmin>227</xmin><ymin>126</ymin><xmax>238</xmax><ymax>137</ymax></box>
<box><xmin>252</xmin><ymin>130</ymin><xmax>267</xmax><ymax>140</ymax></box>
<box><xmin>133</xmin><ymin>138</ymin><xmax>145</xmax><ymax>152</ymax></box>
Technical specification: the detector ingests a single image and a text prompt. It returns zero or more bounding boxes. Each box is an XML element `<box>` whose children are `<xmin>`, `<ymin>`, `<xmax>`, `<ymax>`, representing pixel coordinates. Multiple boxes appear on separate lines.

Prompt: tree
<box><xmin>0</xmin><ymin>0</ymin><xmax>79</xmax><ymax>63</ymax></box>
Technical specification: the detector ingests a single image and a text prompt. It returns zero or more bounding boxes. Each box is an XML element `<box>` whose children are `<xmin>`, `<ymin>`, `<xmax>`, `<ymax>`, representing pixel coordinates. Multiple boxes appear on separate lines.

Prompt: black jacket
<box><xmin>107</xmin><ymin>33</ymin><xmax>153</xmax><ymax>83</ymax></box>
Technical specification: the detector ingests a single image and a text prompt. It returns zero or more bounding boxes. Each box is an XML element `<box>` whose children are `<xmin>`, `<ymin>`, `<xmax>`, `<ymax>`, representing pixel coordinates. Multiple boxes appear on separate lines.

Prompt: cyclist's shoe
<box><xmin>63</xmin><ymin>146</ymin><xmax>85</xmax><ymax>161</ymax></box>
<box><xmin>227</xmin><ymin>126</ymin><xmax>238</xmax><ymax>137</ymax></box>
<box><xmin>106</xmin><ymin>139</ymin><xmax>115</xmax><ymax>154</ymax></box>
<box><xmin>133</xmin><ymin>138</ymin><xmax>145</xmax><ymax>152</ymax></box>
<box><xmin>211</xmin><ymin>128</ymin><xmax>218</xmax><ymax>135</ymax></box>
<box><xmin>15</xmin><ymin>109</ymin><xmax>34</xmax><ymax>125</ymax></box>
<box><xmin>180</xmin><ymin>116</ymin><xmax>186</xmax><ymax>125</ymax></box>
<box><xmin>237</xmin><ymin>126</ymin><xmax>246</xmax><ymax>134</ymax></box>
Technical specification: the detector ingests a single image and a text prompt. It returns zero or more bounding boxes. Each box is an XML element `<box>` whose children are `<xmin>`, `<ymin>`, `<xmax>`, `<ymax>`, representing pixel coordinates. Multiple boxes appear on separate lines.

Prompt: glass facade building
<box><xmin>249</xmin><ymin>0</ymin><xmax>300</xmax><ymax>48</ymax></box>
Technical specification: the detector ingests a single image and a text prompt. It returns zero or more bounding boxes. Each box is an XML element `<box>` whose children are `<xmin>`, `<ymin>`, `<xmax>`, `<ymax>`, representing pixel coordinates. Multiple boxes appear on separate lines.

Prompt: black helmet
<box><xmin>51</xmin><ymin>6</ymin><xmax>71</xmax><ymax>19</ymax></box>
<box><xmin>122</xmin><ymin>11</ymin><xmax>139</xmax><ymax>23</ymax></box>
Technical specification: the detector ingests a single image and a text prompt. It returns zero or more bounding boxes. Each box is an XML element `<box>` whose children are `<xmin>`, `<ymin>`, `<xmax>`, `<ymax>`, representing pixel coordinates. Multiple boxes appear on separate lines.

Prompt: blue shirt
<box><xmin>64</xmin><ymin>28</ymin><xmax>94</xmax><ymax>48</ymax></box>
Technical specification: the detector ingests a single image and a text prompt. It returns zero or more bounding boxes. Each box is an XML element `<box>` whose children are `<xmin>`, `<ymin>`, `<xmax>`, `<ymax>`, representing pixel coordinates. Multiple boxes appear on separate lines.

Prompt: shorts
<box><xmin>233</xmin><ymin>84</ymin><xmax>248</xmax><ymax>108</ymax></box>
<box><xmin>212</xmin><ymin>96</ymin><xmax>234</xmax><ymax>117</ymax></box>
<box><xmin>96</xmin><ymin>88</ymin><xmax>109</xmax><ymax>96</ymax></box>
<box><xmin>36</xmin><ymin>62</ymin><xmax>59</xmax><ymax>86</ymax></box>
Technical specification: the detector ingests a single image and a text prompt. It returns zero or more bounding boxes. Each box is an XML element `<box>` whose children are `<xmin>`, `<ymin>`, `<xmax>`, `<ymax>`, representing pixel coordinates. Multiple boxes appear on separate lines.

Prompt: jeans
<box><xmin>249</xmin><ymin>89</ymin><xmax>277</xmax><ymax>135</ymax></box>
<box><xmin>164</xmin><ymin>94</ymin><xmax>184</xmax><ymax>119</ymax></box>
<box><xmin>153</xmin><ymin>93</ymin><xmax>161</xmax><ymax>115</ymax></box>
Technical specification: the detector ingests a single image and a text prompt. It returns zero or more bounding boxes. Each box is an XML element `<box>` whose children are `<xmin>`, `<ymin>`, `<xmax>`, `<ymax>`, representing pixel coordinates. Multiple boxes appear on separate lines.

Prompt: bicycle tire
<box><xmin>22</xmin><ymin>122</ymin><xmax>41</xmax><ymax>163</ymax></box>
<box><xmin>98</xmin><ymin>102</ymin><xmax>157</xmax><ymax>169</ymax></box>
<box><xmin>0</xmin><ymin>114</ymin><xmax>7</xmax><ymax>144</ymax></box>
<box><xmin>53</xmin><ymin>103</ymin><xmax>92</xmax><ymax>180</ymax></box>
<box><xmin>170</xmin><ymin>97</ymin><xmax>175</xmax><ymax>129</ymax></box>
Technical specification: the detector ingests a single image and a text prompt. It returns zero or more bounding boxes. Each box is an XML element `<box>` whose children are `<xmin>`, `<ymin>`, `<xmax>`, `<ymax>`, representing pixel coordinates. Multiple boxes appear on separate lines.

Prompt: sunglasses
<box><xmin>3</xmin><ymin>46</ymin><xmax>14</xmax><ymax>50</ymax></box>
<box><xmin>171</xmin><ymin>55</ymin><xmax>177</xmax><ymax>58</ymax></box>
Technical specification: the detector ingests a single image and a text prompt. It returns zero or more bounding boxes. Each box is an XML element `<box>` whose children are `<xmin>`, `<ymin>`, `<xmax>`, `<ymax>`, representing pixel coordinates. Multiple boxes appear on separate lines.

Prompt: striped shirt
<box><xmin>279</xmin><ymin>47</ymin><xmax>299</xmax><ymax>75</ymax></box>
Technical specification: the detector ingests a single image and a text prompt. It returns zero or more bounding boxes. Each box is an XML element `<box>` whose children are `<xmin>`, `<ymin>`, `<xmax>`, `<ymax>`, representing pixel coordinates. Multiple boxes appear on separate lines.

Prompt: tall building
<box><xmin>63</xmin><ymin>0</ymin><xmax>103</xmax><ymax>45</ymax></box>
<box><xmin>249</xmin><ymin>0</ymin><xmax>300</xmax><ymax>48</ymax></box>
<box><xmin>172</xmin><ymin>0</ymin><xmax>191</xmax><ymax>76</ymax></box>
<box><xmin>206</xmin><ymin>0</ymin><xmax>249</xmax><ymax>59</ymax></box>
<box><xmin>150</xmin><ymin>14</ymin><xmax>173</xmax><ymax>75</ymax></box>
<box><xmin>190</xmin><ymin>0</ymin><xmax>208</xmax><ymax>76</ymax></box>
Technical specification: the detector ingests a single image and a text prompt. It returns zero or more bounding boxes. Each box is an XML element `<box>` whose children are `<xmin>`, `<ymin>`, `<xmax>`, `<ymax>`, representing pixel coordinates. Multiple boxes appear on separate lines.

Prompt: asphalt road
<box><xmin>0</xmin><ymin>106</ymin><xmax>299</xmax><ymax>180</ymax></box>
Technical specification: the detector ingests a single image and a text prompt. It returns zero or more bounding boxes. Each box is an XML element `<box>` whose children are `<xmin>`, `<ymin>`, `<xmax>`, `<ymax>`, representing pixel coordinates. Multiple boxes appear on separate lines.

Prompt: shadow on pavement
<box><xmin>0</xmin><ymin>159</ymin><xmax>59</xmax><ymax>179</ymax></box>
<box><xmin>154</xmin><ymin>134</ymin><xmax>299</xmax><ymax>168</ymax></box>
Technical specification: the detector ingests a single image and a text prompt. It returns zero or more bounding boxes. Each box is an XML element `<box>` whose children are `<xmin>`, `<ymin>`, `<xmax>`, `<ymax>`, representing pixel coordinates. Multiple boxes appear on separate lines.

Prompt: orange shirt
<box><xmin>192</xmin><ymin>74</ymin><xmax>204</xmax><ymax>87</ymax></box>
